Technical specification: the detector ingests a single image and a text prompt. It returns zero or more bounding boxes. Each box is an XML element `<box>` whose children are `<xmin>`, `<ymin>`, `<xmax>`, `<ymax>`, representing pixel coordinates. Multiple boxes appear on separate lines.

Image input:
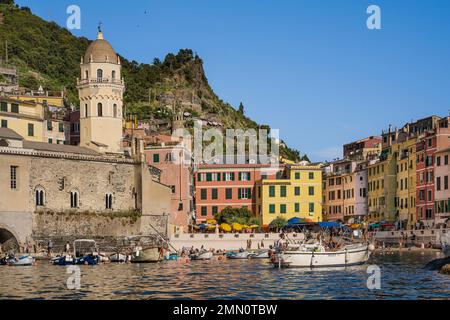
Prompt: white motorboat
<box><xmin>110</xmin><ymin>253</ymin><xmax>127</xmax><ymax>263</ymax></box>
<box><xmin>227</xmin><ymin>251</ymin><xmax>255</xmax><ymax>259</ymax></box>
<box><xmin>441</xmin><ymin>232</ymin><xmax>450</xmax><ymax>257</ymax></box>
<box><xmin>250</xmin><ymin>250</ymin><xmax>269</xmax><ymax>259</ymax></box>
<box><xmin>8</xmin><ymin>255</ymin><xmax>35</xmax><ymax>266</ymax></box>
<box><xmin>272</xmin><ymin>242</ymin><xmax>373</xmax><ymax>268</ymax></box>
<box><xmin>190</xmin><ymin>251</ymin><xmax>213</xmax><ymax>260</ymax></box>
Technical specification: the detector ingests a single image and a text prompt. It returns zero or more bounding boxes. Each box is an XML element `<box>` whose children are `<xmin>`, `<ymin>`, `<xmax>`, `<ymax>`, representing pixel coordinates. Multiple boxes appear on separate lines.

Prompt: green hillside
<box><xmin>0</xmin><ymin>1</ymin><xmax>302</xmax><ymax>161</ymax></box>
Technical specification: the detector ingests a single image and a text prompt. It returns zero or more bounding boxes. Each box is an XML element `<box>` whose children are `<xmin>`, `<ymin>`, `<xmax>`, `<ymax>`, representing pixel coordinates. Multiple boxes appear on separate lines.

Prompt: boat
<box><xmin>272</xmin><ymin>242</ymin><xmax>373</xmax><ymax>268</ymax></box>
<box><xmin>441</xmin><ymin>232</ymin><xmax>450</xmax><ymax>257</ymax></box>
<box><xmin>110</xmin><ymin>253</ymin><xmax>127</xmax><ymax>263</ymax></box>
<box><xmin>250</xmin><ymin>250</ymin><xmax>269</xmax><ymax>259</ymax></box>
<box><xmin>50</xmin><ymin>239</ymin><xmax>101</xmax><ymax>266</ymax></box>
<box><xmin>130</xmin><ymin>246</ymin><xmax>162</xmax><ymax>263</ymax></box>
<box><xmin>164</xmin><ymin>252</ymin><xmax>179</xmax><ymax>261</ymax></box>
<box><xmin>227</xmin><ymin>250</ymin><xmax>255</xmax><ymax>259</ymax></box>
<box><xmin>8</xmin><ymin>255</ymin><xmax>35</xmax><ymax>266</ymax></box>
<box><xmin>190</xmin><ymin>251</ymin><xmax>213</xmax><ymax>260</ymax></box>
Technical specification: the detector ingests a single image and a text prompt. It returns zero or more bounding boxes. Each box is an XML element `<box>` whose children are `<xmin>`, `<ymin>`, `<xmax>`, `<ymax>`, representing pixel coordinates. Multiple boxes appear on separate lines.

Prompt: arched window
<box><xmin>84</xmin><ymin>104</ymin><xmax>88</xmax><ymax>118</ymax></box>
<box><xmin>97</xmin><ymin>103</ymin><xmax>103</xmax><ymax>117</ymax></box>
<box><xmin>85</xmin><ymin>70</ymin><xmax>89</xmax><ymax>79</ymax></box>
<box><xmin>105</xmin><ymin>194</ymin><xmax>113</xmax><ymax>209</ymax></box>
<box><xmin>111</xmin><ymin>70</ymin><xmax>116</xmax><ymax>80</ymax></box>
<box><xmin>97</xmin><ymin>69</ymin><xmax>103</xmax><ymax>79</ymax></box>
<box><xmin>35</xmin><ymin>189</ymin><xmax>45</xmax><ymax>206</ymax></box>
<box><xmin>70</xmin><ymin>191</ymin><xmax>78</xmax><ymax>208</ymax></box>
<box><xmin>113</xmin><ymin>104</ymin><xmax>117</xmax><ymax>118</ymax></box>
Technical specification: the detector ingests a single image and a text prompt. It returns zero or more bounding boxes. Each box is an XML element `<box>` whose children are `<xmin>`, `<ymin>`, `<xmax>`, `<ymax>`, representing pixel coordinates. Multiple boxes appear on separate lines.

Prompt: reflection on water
<box><xmin>0</xmin><ymin>251</ymin><xmax>449</xmax><ymax>300</ymax></box>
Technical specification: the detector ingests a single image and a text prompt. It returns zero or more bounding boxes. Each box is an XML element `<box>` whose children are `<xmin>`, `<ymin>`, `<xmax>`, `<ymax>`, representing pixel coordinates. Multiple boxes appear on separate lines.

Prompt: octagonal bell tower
<box><xmin>77</xmin><ymin>27</ymin><xmax>124</xmax><ymax>154</ymax></box>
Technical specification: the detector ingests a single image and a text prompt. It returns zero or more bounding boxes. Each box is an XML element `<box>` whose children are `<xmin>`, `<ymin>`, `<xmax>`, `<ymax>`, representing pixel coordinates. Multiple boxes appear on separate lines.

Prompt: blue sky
<box><xmin>17</xmin><ymin>0</ymin><xmax>450</xmax><ymax>161</ymax></box>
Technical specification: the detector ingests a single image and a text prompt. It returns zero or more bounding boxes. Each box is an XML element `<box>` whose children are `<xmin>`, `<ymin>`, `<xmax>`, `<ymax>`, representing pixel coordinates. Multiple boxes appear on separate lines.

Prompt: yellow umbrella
<box><xmin>220</xmin><ymin>223</ymin><xmax>232</xmax><ymax>232</ymax></box>
<box><xmin>232</xmin><ymin>223</ymin><xmax>243</xmax><ymax>231</ymax></box>
<box><xmin>206</xmin><ymin>219</ymin><xmax>217</xmax><ymax>224</ymax></box>
<box><xmin>350</xmin><ymin>224</ymin><xmax>361</xmax><ymax>230</ymax></box>
<box><xmin>206</xmin><ymin>224</ymin><xmax>217</xmax><ymax>230</ymax></box>
<box><xmin>249</xmin><ymin>225</ymin><xmax>259</xmax><ymax>229</ymax></box>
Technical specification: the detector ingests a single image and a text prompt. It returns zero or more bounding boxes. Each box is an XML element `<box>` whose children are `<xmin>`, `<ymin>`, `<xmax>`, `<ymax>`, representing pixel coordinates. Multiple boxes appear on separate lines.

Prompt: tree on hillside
<box><xmin>238</xmin><ymin>102</ymin><xmax>244</xmax><ymax>115</ymax></box>
<box><xmin>301</xmin><ymin>154</ymin><xmax>311</xmax><ymax>162</ymax></box>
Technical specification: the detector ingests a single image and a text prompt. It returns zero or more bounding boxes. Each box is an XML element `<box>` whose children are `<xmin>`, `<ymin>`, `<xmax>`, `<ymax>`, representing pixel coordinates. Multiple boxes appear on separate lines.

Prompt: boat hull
<box><xmin>275</xmin><ymin>244</ymin><xmax>371</xmax><ymax>268</ymax></box>
<box><xmin>441</xmin><ymin>233</ymin><xmax>450</xmax><ymax>257</ymax></box>
<box><xmin>110</xmin><ymin>253</ymin><xmax>127</xmax><ymax>263</ymax></box>
<box><xmin>190</xmin><ymin>251</ymin><xmax>213</xmax><ymax>260</ymax></box>
<box><xmin>227</xmin><ymin>251</ymin><xmax>254</xmax><ymax>259</ymax></box>
<box><xmin>131</xmin><ymin>247</ymin><xmax>161</xmax><ymax>263</ymax></box>
<box><xmin>8</xmin><ymin>256</ymin><xmax>35</xmax><ymax>266</ymax></box>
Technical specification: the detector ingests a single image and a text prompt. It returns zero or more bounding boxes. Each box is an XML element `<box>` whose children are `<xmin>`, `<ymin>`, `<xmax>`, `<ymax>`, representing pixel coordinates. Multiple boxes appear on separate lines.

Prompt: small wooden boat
<box><xmin>190</xmin><ymin>251</ymin><xmax>213</xmax><ymax>260</ymax></box>
<box><xmin>110</xmin><ymin>253</ymin><xmax>127</xmax><ymax>263</ymax></box>
<box><xmin>131</xmin><ymin>247</ymin><xmax>162</xmax><ymax>263</ymax></box>
<box><xmin>227</xmin><ymin>251</ymin><xmax>255</xmax><ymax>259</ymax></box>
<box><xmin>8</xmin><ymin>255</ymin><xmax>35</xmax><ymax>266</ymax></box>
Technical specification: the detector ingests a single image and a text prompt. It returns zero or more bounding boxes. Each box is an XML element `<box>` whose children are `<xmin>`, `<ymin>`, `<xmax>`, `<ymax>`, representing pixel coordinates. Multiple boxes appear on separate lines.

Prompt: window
<box><xmin>59</xmin><ymin>122</ymin><xmax>64</xmax><ymax>133</ymax></box>
<box><xmin>280</xmin><ymin>204</ymin><xmax>286</xmax><ymax>214</ymax></box>
<box><xmin>105</xmin><ymin>194</ymin><xmax>113</xmax><ymax>209</ymax></box>
<box><xmin>295</xmin><ymin>172</ymin><xmax>300</xmax><ymax>179</ymax></box>
<box><xmin>85</xmin><ymin>70</ymin><xmax>89</xmax><ymax>79</ymax></box>
<box><xmin>11</xmin><ymin>103</ymin><xmax>19</xmax><ymax>113</ymax></box>
<box><xmin>269</xmin><ymin>186</ymin><xmax>275</xmax><ymax>197</ymax></box>
<box><xmin>309</xmin><ymin>186</ymin><xmax>314</xmax><ymax>196</ymax></box>
<box><xmin>35</xmin><ymin>189</ymin><xmax>45</xmax><ymax>206</ymax></box>
<box><xmin>201</xmin><ymin>189</ymin><xmax>207</xmax><ymax>200</ymax></box>
<box><xmin>10</xmin><ymin>166</ymin><xmax>17</xmax><ymax>189</ymax></box>
<box><xmin>225</xmin><ymin>188</ymin><xmax>233</xmax><ymax>200</ymax></box>
<box><xmin>153</xmin><ymin>153</ymin><xmax>160</xmax><ymax>163</ymax></box>
<box><xmin>269</xmin><ymin>204</ymin><xmax>275</xmax><ymax>214</ymax></box>
<box><xmin>294</xmin><ymin>186</ymin><xmax>300</xmax><ymax>196</ymax></box>
<box><xmin>437</xmin><ymin>156</ymin><xmax>441</xmax><ymax>166</ymax></box>
<box><xmin>97</xmin><ymin>103</ymin><xmax>103</xmax><ymax>117</ymax></box>
<box><xmin>113</xmin><ymin>104</ymin><xmax>117</xmax><ymax>118</ymax></box>
<box><xmin>85</xmin><ymin>104</ymin><xmax>88</xmax><ymax>117</ymax></box>
<box><xmin>212</xmin><ymin>188</ymin><xmax>218</xmax><ymax>200</ymax></box>
<box><xmin>239</xmin><ymin>172</ymin><xmax>251</xmax><ymax>181</ymax></box>
<box><xmin>295</xmin><ymin>203</ymin><xmax>300</xmax><ymax>213</ymax></box>
<box><xmin>70</xmin><ymin>191</ymin><xmax>78</xmax><ymax>208</ymax></box>
<box><xmin>238</xmin><ymin>188</ymin><xmax>251</xmax><ymax>199</ymax></box>
<box><xmin>437</xmin><ymin>177</ymin><xmax>441</xmax><ymax>191</ymax></box>
<box><xmin>47</xmin><ymin>120</ymin><xmax>53</xmax><ymax>131</ymax></box>
<box><xmin>309</xmin><ymin>172</ymin><xmax>314</xmax><ymax>179</ymax></box>
<box><xmin>27</xmin><ymin>123</ymin><xmax>34</xmax><ymax>136</ymax></box>
<box><xmin>309</xmin><ymin>203</ymin><xmax>315</xmax><ymax>213</ymax></box>
<box><xmin>445</xmin><ymin>155</ymin><xmax>449</xmax><ymax>165</ymax></box>
<box><xmin>224</xmin><ymin>172</ymin><xmax>235</xmax><ymax>181</ymax></box>
<box><xmin>97</xmin><ymin>69</ymin><xmax>103</xmax><ymax>79</ymax></box>
<box><xmin>1</xmin><ymin>119</ymin><xmax>7</xmax><ymax>128</ymax></box>
<box><xmin>445</xmin><ymin>176</ymin><xmax>449</xmax><ymax>190</ymax></box>
<box><xmin>201</xmin><ymin>206</ymin><xmax>207</xmax><ymax>216</ymax></box>
<box><xmin>0</xmin><ymin>101</ymin><xmax>7</xmax><ymax>112</ymax></box>
<box><xmin>48</xmin><ymin>138</ymin><xmax>53</xmax><ymax>144</ymax></box>
<box><xmin>112</xmin><ymin>70</ymin><xmax>116</xmax><ymax>80</ymax></box>
<box><xmin>280</xmin><ymin>186</ymin><xmax>287</xmax><ymax>197</ymax></box>
<box><xmin>212</xmin><ymin>206</ymin><xmax>218</xmax><ymax>215</ymax></box>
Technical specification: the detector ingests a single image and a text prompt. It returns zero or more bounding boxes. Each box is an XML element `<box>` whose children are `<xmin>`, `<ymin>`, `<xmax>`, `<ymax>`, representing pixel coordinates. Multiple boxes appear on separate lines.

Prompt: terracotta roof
<box><xmin>23</xmin><ymin>141</ymin><xmax>100</xmax><ymax>155</ymax></box>
<box><xmin>0</xmin><ymin>127</ymin><xmax>24</xmax><ymax>140</ymax></box>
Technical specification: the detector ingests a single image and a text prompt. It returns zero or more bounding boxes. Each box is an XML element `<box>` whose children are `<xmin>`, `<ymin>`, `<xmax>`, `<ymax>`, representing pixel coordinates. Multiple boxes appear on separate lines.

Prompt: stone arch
<box><xmin>0</xmin><ymin>224</ymin><xmax>19</xmax><ymax>252</ymax></box>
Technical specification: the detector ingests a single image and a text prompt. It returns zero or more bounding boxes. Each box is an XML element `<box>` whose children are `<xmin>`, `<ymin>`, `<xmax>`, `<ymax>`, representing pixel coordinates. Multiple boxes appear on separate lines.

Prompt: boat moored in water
<box><xmin>227</xmin><ymin>250</ymin><xmax>255</xmax><ymax>259</ymax></box>
<box><xmin>272</xmin><ymin>242</ymin><xmax>373</xmax><ymax>268</ymax></box>
<box><xmin>131</xmin><ymin>246</ymin><xmax>162</xmax><ymax>263</ymax></box>
<box><xmin>8</xmin><ymin>255</ymin><xmax>35</xmax><ymax>266</ymax></box>
<box><xmin>190</xmin><ymin>251</ymin><xmax>213</xmax><ymax>260</ymax></box>
<box><xmin>250</xmin><ymin>250</ymin><xmax>269</xmax><ymax>259</ymax></box>
<box><xmin>110</xmin><ymin>253</ymin><xmax>127</xmax><ymax>263</ymax></box>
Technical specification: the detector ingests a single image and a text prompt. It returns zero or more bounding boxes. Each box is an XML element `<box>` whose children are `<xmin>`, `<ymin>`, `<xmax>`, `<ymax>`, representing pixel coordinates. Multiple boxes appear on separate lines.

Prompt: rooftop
<box><xmin>0</xmin><ymin>127</ymin><xmax>24</xmax><ymax>140</ymax></box>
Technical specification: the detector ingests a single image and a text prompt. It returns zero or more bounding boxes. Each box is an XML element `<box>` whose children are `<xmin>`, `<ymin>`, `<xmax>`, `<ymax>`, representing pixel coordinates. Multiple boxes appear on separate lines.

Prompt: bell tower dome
<box><xmin>77</xmin><ymin>27</ymin><xmax>124</xmax><ymax>154</ymax></box>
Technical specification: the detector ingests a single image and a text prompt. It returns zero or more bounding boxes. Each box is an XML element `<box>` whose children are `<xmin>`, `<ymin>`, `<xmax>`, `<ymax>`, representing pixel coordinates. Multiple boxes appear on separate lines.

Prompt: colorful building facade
<box><xmin>257</xmin><ymin>165</ymin><xmax>323</xmax><ymax>226</ymax></box>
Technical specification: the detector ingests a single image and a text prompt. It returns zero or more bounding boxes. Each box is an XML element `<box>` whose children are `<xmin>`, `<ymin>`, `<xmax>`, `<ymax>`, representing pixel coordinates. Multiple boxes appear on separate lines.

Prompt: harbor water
<box><xmin>0</xmin><ymin>251</ymin><xmax>449</xmax><ymax>300</ymax></box>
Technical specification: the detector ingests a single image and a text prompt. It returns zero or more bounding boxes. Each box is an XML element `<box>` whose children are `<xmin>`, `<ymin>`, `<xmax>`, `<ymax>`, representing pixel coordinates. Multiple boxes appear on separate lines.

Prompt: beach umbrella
<box><xmin>350</xmin><ymin>224</ymin><xmax>361</xmax><ymax>230</ymax></box>
<box><xmin>249</xmin><ymin>225</ymin><xmax>259</xmax><ymax>229</ymax></box>
<box><xmin>220</xmin><ymin>223</ymin><xmax>232</xmax><ymax>232</ymax></box>
<box><xmin>232</xmin><ymin>223</ymin><xmax>243</xmax><ymax>231</ymax></box>
<box><xmin>206</xmin><ymin>219</ymin><xmax>217</xmax><ymax>224</ymax></box>
<box><xmin>198</xmin><ymin>223</ymin><xmax>206</xmax><ymax>229</ymax></box>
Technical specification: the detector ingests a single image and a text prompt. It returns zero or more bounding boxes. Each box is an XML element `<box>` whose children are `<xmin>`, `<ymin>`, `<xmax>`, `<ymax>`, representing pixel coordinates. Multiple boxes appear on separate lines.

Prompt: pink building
<box><xmin>144</xmin><ymin>135</ymin><xmax>194</xmax><ymax>234</ymax></box>
<box><xmin>194</xmin><ymin>164</ymin><xmax>283</xmax><ymax>222</ymax></box>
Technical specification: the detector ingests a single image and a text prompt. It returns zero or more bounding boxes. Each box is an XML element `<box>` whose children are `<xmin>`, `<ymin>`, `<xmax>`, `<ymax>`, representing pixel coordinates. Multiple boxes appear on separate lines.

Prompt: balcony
<box><xmin>77</xmin><ymin>77</ymin><xmax>124</xmax><ymax>86</ymax></box>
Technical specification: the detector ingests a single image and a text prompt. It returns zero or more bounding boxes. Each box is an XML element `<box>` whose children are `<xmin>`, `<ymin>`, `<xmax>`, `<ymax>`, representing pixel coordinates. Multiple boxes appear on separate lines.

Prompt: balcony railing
<box><xmin>77</xmin><ymin>78</ymin><xmax>124</xmax><ymax>86</ymax></box>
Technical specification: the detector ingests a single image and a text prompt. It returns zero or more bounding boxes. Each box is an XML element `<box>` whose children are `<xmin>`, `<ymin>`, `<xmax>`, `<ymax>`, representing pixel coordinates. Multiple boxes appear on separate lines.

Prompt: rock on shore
<box><xmin>440</xmin><ymin>264</ymin><xmax>450</xmax><ymax>275</ymax></box>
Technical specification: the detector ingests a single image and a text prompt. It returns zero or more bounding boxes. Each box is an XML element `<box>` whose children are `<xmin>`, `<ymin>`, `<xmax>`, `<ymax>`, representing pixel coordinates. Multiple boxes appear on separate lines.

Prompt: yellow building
<box><xmin>367</xmin><ymin>160</ymin><xmax>387</xmax><ymax>223</ymax></box>
<box><xmin>0</xmin><ymin>97</ymin><xmax>44</xmax><ymax>142</ymax></box>
<box><xmin>9</xmin><ymin>90</ymin><xmax>64</xmax><ymax>108</ymax></box>
<box><xmin>257</xmin><ymin>164</ymin><xmax>322</xmax><ymax>226</ymax></box>
<box><xmin>392</xmin><ymin>137</ymin><xmax>417</xmax><ymax>227</ymax></box>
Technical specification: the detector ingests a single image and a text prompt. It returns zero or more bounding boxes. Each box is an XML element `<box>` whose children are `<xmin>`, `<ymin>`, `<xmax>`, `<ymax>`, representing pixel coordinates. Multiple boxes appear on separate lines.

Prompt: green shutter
<box><xmin>238</xmin><ymin>172</ymin><xmax>242</xmax><ymax>181</ymax></box>
<box><xmin>248</xmin><ymin>172</ymin><xmax>251</xmax><ymax>180</ymax></box>
<box><xmin>231</xmin><ymin>172</ymin><xmax>235</xmax><ymax>181</ymax></box>
<box><xmin>248</xmin><ymin>188</ymin><xmax>252</xmax><ymax>199</ymax></box>
<box><xmin>206</xmin><ymin>173</ymin><xmax>212</xmax><ymax>181</ymax></box>
<box><xmin>217</xmin><ymin>173</ymin><xmax>221</xmax><ymax>181</ymax></box>
<box><xmin>238</xmin><ymin>189</ymin><xmax>242</xmax><ymax>199</ymax></box>
<box><xmin>197</xmin><ymin>173</ymin><xmax>202</xmax><ymax>182</ymax></box>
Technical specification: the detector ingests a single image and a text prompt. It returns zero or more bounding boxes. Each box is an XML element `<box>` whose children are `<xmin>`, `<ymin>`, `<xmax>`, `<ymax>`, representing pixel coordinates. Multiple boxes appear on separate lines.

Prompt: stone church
<box><xmin>0</xmin><ymin>30</ymin><xmax>172</xmax><ymax>252</ymax></box>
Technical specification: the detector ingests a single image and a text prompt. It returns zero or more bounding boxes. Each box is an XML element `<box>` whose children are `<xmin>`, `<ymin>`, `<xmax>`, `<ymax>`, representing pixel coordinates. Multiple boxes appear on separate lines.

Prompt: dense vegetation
<box><xmin>213</xmin><ymin>207</ymin><xmax>260</xmax><ymax>226</ymax></box>
<box><xmin>0</xmin><ymin>0</ymin><xmax>303</xmax><ymax>161</ymax></box>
